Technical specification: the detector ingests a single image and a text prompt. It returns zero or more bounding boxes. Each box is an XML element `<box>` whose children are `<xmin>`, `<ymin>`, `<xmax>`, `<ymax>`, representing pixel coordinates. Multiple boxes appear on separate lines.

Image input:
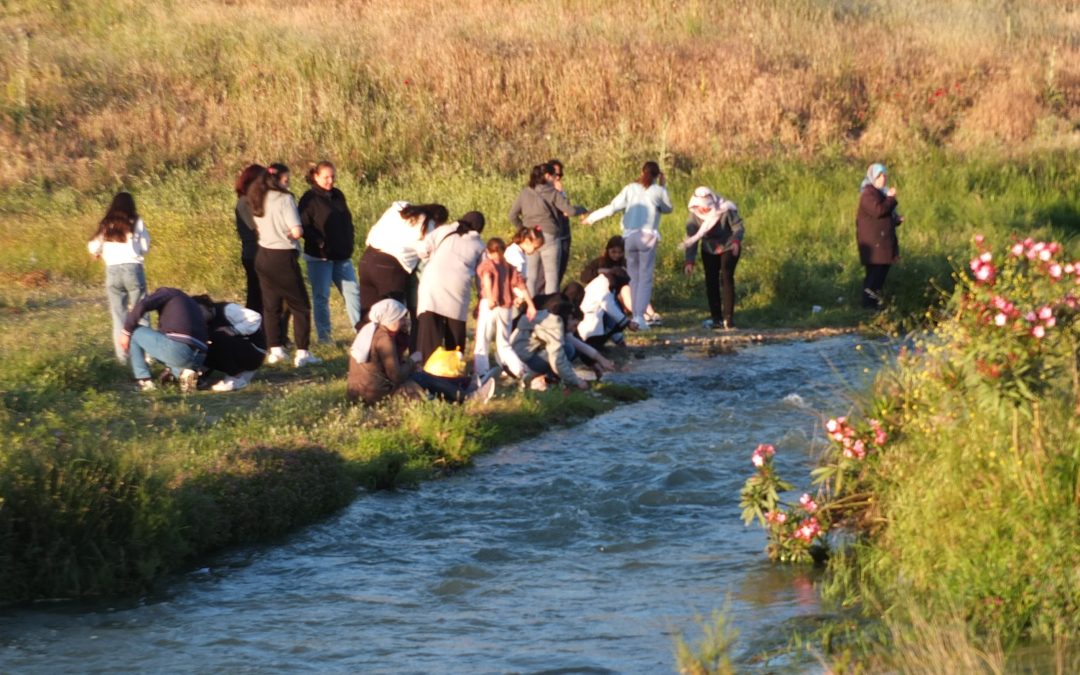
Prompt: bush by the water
<box><xmin>742</xmin><ymin>234</ymin><xmax>1080</xmax><ymax>654</ymax></box>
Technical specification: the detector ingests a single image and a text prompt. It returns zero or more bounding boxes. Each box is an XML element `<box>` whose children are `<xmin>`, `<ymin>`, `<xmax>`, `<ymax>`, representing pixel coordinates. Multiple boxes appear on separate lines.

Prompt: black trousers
<box><xmin>255</xmin><ymin>247</ymin><xmax>312</xmax><ymax>350</ymax></box>
<box><xmin>358</xmin><ymin>247</ymin><xmax>411</xmax><ymax>321</ymax></box>
<box><xmin>415</xmin><ymin>312</ymin><xmax>467</xmax><ymax>365</ymax></box>
<box><xmin>205</xmin><ymin>332</ymin><xmax>265</xmax><ymax>375</ymax></box>
<box><xmin>702</xmin><ymin>249</ymin><xmax>739</xmax><ymax>324</ymax></box>
<box><xmin>862</xmin><ymin>264</ymin><xmax>891</xmax><ymax>308</ymax></box>
<box><xmin>557</xmin><ymin>234</ymin><xmax>572</xmax><ymax>290</ymax></box>
<box><xmin>243</xmin><ymin>255</ymin><xmax>290</xmax><ymax>343</ymax></box>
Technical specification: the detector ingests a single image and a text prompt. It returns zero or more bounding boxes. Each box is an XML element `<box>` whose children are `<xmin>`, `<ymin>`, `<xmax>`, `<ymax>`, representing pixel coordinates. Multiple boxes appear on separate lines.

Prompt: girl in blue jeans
<box><xmin>87</xmin><ymin>192</ymin><xmax>151</xmax><ymax>362</ymax></box>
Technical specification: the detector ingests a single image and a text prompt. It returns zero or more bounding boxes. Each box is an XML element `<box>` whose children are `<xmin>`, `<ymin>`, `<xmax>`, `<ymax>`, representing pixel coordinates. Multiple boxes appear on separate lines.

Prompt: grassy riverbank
<box><xmin>731</xmin><ymin>233</ymin><xmax>1080</xmax><ymax>671</ymax></box>
<box><xmin>0</xmin><ymin>287</ymin><xmax>645</xmax><ymax>604</ymax></box>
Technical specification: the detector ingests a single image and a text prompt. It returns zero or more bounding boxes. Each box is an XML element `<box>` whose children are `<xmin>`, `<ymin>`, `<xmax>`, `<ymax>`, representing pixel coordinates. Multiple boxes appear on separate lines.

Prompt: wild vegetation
<box><xmin>740</xmin><ymin>233</ymin><xmax>1080</xmax><ymax>670</ymax></box>
<box><xmin>1</xmin><ymin>0</ymin><xmax>1079</xmax><ymax>666</ymax></box>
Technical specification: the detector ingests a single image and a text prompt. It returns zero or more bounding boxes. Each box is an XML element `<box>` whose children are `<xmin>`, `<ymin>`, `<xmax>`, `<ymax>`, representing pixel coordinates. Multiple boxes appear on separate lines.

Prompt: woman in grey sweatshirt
<box><xmin>508</xmin><ymin>163</ymin><xmax>577</xmax><ymax>296</ymax></box>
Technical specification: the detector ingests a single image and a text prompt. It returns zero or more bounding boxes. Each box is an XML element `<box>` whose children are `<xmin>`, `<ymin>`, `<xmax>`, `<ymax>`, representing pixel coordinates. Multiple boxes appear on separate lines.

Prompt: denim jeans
<box><xmin>306</xmin><ymin>257</ymin><xmax>362</xmax><ymax>341</ymax></box>
<box><xmin>410</xmin><ymin>370</ymin><xmax>468</xmax><ymax>403</ymax></box>
<box><xmin>128</xmin><ymin>327</ymin><xmax>206</xmax><ymax>381</ymax></box>
<box><xmin>526</xmin><ymin>237</ymin><xmax>562</xmax><ymax>296</ymax></box>
<box><xmin>105</xmin><ymin>263</ymin><xmax>147</xmax><ymax>361</ymax></box>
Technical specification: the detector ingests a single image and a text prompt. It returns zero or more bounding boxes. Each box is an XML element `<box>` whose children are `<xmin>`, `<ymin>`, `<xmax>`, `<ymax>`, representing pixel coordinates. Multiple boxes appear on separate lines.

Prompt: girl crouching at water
<box><xmin>88</xmin><ymin>192</ymin><xmax>151</xmax><ymax>362</ymax></box>
<box><xmin>348</xmin><ymin>299</ymin><xmax>495</xmax><ymax>406</ymax></box>
<box><xmin>510</xmin><ymin>294</ymin><xmax>588</xmax><ymax>391</ymax></box>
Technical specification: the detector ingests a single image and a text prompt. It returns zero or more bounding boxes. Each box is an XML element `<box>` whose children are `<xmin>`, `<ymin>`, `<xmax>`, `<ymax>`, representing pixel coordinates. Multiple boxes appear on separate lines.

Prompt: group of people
<box><xmin>87</xmin><ymin>158</ymin><xmax>902</xmax><ymax>398</ymax></box>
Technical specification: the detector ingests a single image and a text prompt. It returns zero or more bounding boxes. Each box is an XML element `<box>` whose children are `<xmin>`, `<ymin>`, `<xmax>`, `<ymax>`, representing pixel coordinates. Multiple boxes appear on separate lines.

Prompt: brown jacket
<box><xmin>347</xmin><ymin>326</ymin><xmax>414</xmax><ymax>405</ymax></box>
<box><xmin>856</xmin><ymin>186</ymin><xmax>900</xmax><ymax>265</ymax></box>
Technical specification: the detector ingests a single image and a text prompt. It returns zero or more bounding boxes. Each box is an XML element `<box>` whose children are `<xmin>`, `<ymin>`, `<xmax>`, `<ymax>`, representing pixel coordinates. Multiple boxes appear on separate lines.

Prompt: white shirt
<box><xmin>87</xmin><ymin>218</ymin><xmax>151</xmax><ymax>266</ymax></box>
<box><xmin>366</xmin><ymin>201</ymin><xmax>430</xmax><ymax>272</ymax></box>
<box><xmin>584</xmin><ymin>182</ymin><xmax>673</xmax><ymax>238</ymax></box>
<box><xmin>504</xmin><ymin>243</ymin><xmax>527</xmax><ymax>277</ymax></box>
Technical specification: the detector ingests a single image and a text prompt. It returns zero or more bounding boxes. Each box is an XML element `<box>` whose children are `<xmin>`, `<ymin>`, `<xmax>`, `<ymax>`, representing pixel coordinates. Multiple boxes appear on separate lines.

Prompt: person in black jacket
<box><xmin>299</xmin><ymin>161</ymin><xmax>362</xmax><ymax>342</ymax></box>
<box><xmin>119</xmin><ymin>287</ymin><xmax>209</xmax><ymax>392</ymax></box>
<box><xmin>855</xmin><ymin>163</ymin><xmax>902</xmax><ymax>309</ymax></box>
<box><xmin>191</xmin><ymin>295</ymin><xmax>266</xmax><ymax>392</ymax></box>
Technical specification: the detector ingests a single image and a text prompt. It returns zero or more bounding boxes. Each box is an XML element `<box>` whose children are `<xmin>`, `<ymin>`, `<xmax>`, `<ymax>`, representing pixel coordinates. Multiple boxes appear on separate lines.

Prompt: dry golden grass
<box><xmin>0</xmin><ymin>0</ymin><xmax>1077</xmax><ymax>189</ymax></box>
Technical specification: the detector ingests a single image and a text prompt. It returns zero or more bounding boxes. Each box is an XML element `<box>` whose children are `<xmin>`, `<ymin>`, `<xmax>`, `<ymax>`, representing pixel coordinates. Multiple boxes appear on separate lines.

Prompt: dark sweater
<box><xmin>123</xmin><ymin>287</ymin><xmax>209</xmax><ymax>351</ymax></box>
<box><xmin>235</xmin><ymin>196</ymin><xmax>259</xmax><ymax>260</ymax></box>
<box><xmin>855</xmin><ymin>186</ymin><xmax>900</xmax><ymax>265</ymax></box>
<box><xmin>684</xmin><ymin>209</ymin><xmax>744</xmax><ymax>263</ymax></box>
<box><xmin>299</xmin><ymin>187</ymin><xmax>355</xmax><ymax>260</ymax></box>
<box><xmin>579</xmin><ymin>255</ymin><xmax>627</xmax><ymax>285</ymax></box>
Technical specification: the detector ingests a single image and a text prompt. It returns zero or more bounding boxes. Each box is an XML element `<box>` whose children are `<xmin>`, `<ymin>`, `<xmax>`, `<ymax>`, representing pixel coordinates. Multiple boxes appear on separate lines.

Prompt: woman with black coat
<box><xmin>855</xmin><ymin>163</ymin><xmax>902</xmax><ymax>309</ymax></box>
<box><xmin>299</xmin><ymin>161</ymin><xmax>362</xmax><ymax>342</ymax></box>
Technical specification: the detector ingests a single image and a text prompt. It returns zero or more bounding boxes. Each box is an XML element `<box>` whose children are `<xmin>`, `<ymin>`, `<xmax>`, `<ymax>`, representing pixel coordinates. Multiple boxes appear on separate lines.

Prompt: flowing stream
<box><xmin>1</xmin><ymin>335</ymin><xmax>885</xmax><ymax>673</ymax></box>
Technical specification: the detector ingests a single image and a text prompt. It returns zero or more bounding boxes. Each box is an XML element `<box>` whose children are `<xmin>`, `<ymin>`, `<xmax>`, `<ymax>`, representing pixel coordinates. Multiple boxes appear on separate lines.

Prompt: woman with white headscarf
<box><xmin>855</xmin><ymin>163</ymin><xmax>901</xmax><ymax>310</ymax></box>
<box><xmin>679</xmin><ymin>186</ymin><xmax>744</xmax><ymax>330</ymax></box>
<box><xmin>347</xmin><ymin>299</ymin><xmax>495</xmax><ymax>405</ymax></box>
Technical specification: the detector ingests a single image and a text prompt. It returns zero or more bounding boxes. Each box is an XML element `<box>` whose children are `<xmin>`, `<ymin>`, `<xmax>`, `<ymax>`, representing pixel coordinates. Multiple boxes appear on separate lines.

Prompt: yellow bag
<box><xmin>424</xmin><ymin>346</ymin><xmax>467</xmax><ymax>378</ymax></box>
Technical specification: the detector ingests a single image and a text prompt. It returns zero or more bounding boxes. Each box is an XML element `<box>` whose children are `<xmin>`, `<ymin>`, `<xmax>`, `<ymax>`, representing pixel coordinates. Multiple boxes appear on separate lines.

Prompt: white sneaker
<box><xmin>135</xmin><ymin>379</ymin><xmax>156</xmax><ymax>392</ymax></box>
<box><xmin>293</xmin><ymin>349</ymin><xmax>322</xmax><ymax>367</ymax></box>
<box><xmin>266</xmin><ymin>347</ymin><xmax>288</xmax><ymax>365</ymax></box>
<box><xmin>211</xmin><ymin>373</ymin><xmax>252</xmax><ymax>392</ymax></box>
<box><xmin>179</xmin><ymin>369</ymin><xmax>198</xmax><ymax>393</ymax></box>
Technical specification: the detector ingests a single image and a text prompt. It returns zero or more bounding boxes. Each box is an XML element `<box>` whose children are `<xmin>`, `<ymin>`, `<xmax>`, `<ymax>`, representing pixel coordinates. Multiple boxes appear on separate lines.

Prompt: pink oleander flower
<box><xmin>831</xmin><ymin>431</ymin><xmax>845</xmax><ymax>442</ymax></box>
<box><xmin>751</xmin><ymin>443</ymin><xmax>776</xmax><ymax>468</ymax></box>
<box><xmin>799</xmin><ymin>493</ymin><xmax>818</xmax><ymax>513</ymax></box>
<box><xmin>973</xmin><ymin>262</ymin><xmax>995</xmax><ymax>282</ymax></box>
<box><xmin>794</xmin><ymin>517</ymin><xmax>822</xmax><ymax>542</ymax></box>
<box><xmin>1032</xmin><ymin>325</ymin><xmax>1046</xmax><ymax>339</ymax></box>
<box><xmin>994</xmin><ymin>312</ymin><xmax>1008</xmax><ymax>326</ymax></box>
<box><xmin>1038</xmin><ymin>306</ymin><xmax>1053</xmax><ymax>320</ymax></box>
<box><xmin>1045</xmin><ymin>317</ymin><xmax>1057</xmax><ymax>328</ymax></box>
<box><xmin>1039</xmin><ymin>249</ymin><xmax>1053</xmax><ymax>262</ymax></box>
<box><xmin>974</xmin><ymin>234</ymin><xmax>985</xmax><ymax>245</ymax></box>
<box><xmin>825</xmin><ymin>418</ymin><xmax>840</xmax><ymax>433</ymax></box>
<box><xmin>979</xmin><ymin>251</ymin><xmax>992</xmax><ymax>263</ymax></box>
<box><xmin>874</xmin><ymin>426</ymin><xmax>888</xmax><ymax>446</ymax></box>
<box><xmin>765</xmin><ymin>510</ymin><xmax>787</xmax><ymax>525</ymax></box>
<box><xmin>1049</xmin><ymin>264</ymin><xmax>1063</xmax><ymax>280</ymax></box>
<box><xmin>1025</xmin><ymin>311</ymin><xmax>1037</xmax><ymax>323</ymax></box>
<box><xmin>1010</xmin><ymin>242</ymin><xmax>1024</xmax><ymax>257</ymax></box>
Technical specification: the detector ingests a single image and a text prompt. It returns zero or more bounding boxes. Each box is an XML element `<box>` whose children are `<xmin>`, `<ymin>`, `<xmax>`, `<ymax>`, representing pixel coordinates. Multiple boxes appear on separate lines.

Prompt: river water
<box><xmin>1</xmin><ymin>335</ymin><xmax>883</xmax><ymax>674</ymax></box>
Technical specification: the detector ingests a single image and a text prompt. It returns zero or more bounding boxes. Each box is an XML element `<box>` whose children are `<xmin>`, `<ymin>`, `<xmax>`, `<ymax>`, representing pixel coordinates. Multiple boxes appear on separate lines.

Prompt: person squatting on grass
<box><xmin>415</xmin><ymin>211</ymin><xmax>488</xmax><ymax>364</ymax></box>
<box><xmin>576</xmin><ymin>267</ymin><xmax>636</xmax><ymax>349</ymax></box>
<box><xmin>680</xmin><ymin>186</ymin><xmax>744</xmax><ymax>330</ymax></box>
<box><xmin>473</xmin><ymin>237</ymin><xmax>537</xmax><ymax>378</ymax></box>
<box><xmin>358</xmin><ymin>201</ymin><xmax>449</xmax><ymax>326</ymax></box>
<box><xmin>347</xmin><ymin>299</ymin><xmax>495</xmax><ymax>405</ymax></box>
<box><xmin>299</xmin><ymin>161</ymin><xmax>362</xmax><ymax>343</ymax></box>
<box><xmin>855</xmin><ymin>163</ymin><xmax>903</xmax><ymax>310</ymax></box>
<box><xmin>191</xmin><ymin>294</ymin><xmax>266</xmax><ymax>392</ymax></box>
<box><xmin>510</xmin><ymin>294</ymin><xmax>589</xmax><ymax>391</ymax></box>
<box><xmin>581</xmin><ymin>161</ymin><xmax>673</xmax><ymax>330</ymax></box>
<box><xmin>88</xmin><ymin>191</ymin><xmax>151</xmax><ymax>363</ymax></box>
<box><xmin>248</xmin><ymin>163</ymin><xmax>321</xmax><ymax>368</ymax></box>
<box><xmin>119</xmin><ymin>287</ymin><xmax>208</xmax><ymax>393</ymax></box>
<box><xmin>509</xmin><ymin>163</ymin><xmax>578</xmax><ymax>296</ymax></box>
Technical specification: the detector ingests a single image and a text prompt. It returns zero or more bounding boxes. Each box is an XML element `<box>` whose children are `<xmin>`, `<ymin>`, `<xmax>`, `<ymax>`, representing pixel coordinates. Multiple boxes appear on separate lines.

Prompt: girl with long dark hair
<box><xmin>248</xmin><ymin>163</ymin><xmax>320</xmax><ymax>367</ymax></box>
<box><xmin>88</xmin><ymin>191</ymin><xmax>151</xmax><ymax>362</ymax></box>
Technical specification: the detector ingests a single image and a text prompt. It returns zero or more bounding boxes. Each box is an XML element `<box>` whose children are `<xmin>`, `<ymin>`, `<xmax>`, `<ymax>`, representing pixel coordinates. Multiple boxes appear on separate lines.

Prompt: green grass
<box><xmin>0</xmin><ymin>290</ymin><xmax>643</xmax><ymax>603</ymax></box>
<box><xmin>3</xmin><ymin>153</ymin><xmax>1077</xmax><ymax>331</ymax></box>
